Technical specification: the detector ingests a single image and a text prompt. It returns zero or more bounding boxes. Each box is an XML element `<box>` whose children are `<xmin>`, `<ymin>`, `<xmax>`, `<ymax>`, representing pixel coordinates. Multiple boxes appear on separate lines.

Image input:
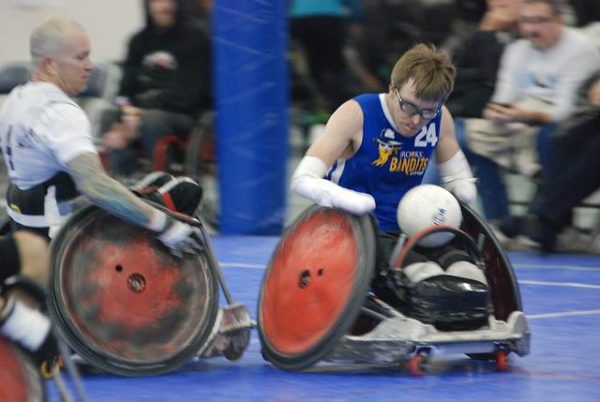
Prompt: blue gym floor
<box><xmin>47</xmin><ymin>235</ymin><xmax>600</xmax><ymax>402</ymax></box>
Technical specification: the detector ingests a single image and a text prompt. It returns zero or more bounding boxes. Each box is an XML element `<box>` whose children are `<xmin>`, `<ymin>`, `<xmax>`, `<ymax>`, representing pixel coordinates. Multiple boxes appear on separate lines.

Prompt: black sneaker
<box><xmin>497</xmin><ymin>215</ymin><xmax>523</xmax><ymax>239</ymax></box>
<box><xmin>130</xmin><ymin>171</ymin><xmax>174</xmax><ymax>195</ymax></box>
<box><xmin>158</xmin><ymin>177</ymin><xmax>204</xmax><ymax>217</ymax></box>
<box><xmin>521</xmin><ymin>215</ymin><xmax>558</xmax><ymax>253</ymax></box>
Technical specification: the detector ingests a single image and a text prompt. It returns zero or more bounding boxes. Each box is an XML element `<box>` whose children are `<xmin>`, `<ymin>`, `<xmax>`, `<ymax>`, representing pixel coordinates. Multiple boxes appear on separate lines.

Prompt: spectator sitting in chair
<box><xmin>519</xmin><ymin>69</ymin><xmax>600</xmax><ymax>253</ymax></box>
<box><xmin>101</xmin><ymin>0</ymin><xmax>211</xmax><ymax>177</ymax></box>
<box><xmin>460</xmin><ymin>0</ymin><xmax>600</xmax><ymax>239</ymax></box>
<box><xmin>422</xmin><ymin>0</ymin><xmax>522</xmax><ymax>186</ymax></box>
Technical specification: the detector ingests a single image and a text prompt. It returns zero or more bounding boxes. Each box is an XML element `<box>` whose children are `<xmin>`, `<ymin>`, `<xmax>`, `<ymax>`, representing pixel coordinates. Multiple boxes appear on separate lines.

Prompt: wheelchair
<box><xmin>257</xmin><ymin>202</ymin><xmax>530</xmax><ymax>375</ymax></box>
<box><xmin>46</xmin><ymin>200</ymin><xmax>252</xmax><ymax>376</ymax></box>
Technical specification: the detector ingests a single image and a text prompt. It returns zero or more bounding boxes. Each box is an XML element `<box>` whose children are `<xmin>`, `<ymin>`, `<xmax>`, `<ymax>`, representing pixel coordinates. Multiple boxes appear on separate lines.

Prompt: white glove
<box><xmin>438</xmin><ymin>150</ymin><xmax>478</xmax><ymax>208</ymax></box>
<box><xmin>157</xmin><ymin>218</ymin><xmax>204</xmax><ymax>257</ymax></box>
<box><xmin>291</xmin><ymin>156</ymin><xmax>376</xmax><ymax>215</ymax></box>
<box><xmin>312</xmin><ymin>184</ymin><xmax>376</xmax><ymax>215</ymax></box>
<box><xmin>443</xmin><ymin>178</ymin><xmax>477</xmax><ymax>208</ymax></box>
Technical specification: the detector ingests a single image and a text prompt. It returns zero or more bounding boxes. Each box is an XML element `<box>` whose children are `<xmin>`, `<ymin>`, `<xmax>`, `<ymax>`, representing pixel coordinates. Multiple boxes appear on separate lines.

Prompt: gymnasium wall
<box><xmin>0</xmin><ymin>1</ymin><xmax>142</xmax><ymax>63</ymax></box>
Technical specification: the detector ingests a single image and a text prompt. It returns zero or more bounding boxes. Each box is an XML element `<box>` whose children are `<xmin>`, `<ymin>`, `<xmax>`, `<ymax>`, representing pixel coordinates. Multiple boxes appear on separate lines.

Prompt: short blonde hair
<box><xmin>30</xmin><ymin>17</ymin><xmax>85</xmax><ymax>67</ymax></box>
<box><xmin>391</xmin><ymin>43</ymin><xmax>456</xmax><ymax>102</ymax></box>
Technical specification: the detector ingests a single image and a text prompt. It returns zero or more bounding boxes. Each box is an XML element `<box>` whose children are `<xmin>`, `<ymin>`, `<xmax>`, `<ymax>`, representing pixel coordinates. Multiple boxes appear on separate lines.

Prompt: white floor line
<box><xmin>526</xmin><ymin>309</ymin><xmax>600</xmax><ymax>320</ymax></box>
<box><xmin>220</xmin><ymin>262</ymin><xmax>266</xmax><ymax>269</ymax></box>
<box><xmin>519</xmin><ymin>279</ymin><xmax>600</xmax><ymax>290</ymax></box>
<box><xmin>219</xmin><ymin>262</ymin><xmax>600</xmax><ymax>278</ymax></box>
<box><xmin>513</xmin><ymin>264</ymin><xmax>600</xmax><ymax>272</ymax></box>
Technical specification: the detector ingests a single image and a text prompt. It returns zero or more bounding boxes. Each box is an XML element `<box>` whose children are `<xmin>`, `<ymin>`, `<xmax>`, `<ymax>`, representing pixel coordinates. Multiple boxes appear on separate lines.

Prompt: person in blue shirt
<box><xmin>291</xmin><ymin>43</ymin><xmax>478</xmax><ymax>278</ymax></box>
<box><xmin>291</xmin><ymin>43</ymin><xmax>476</xmax><ymax>230</ymax></box>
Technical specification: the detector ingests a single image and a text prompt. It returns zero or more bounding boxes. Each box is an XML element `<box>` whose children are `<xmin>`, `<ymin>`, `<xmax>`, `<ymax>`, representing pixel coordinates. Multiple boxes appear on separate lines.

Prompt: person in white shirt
<box><xmin>461</xmin><ymin>0</ymin><xmax>600</xmax><ymax>237</ymax></box>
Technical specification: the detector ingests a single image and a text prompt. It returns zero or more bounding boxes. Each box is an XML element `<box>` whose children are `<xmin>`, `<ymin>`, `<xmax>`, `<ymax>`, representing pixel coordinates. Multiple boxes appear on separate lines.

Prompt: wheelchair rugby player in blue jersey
<box><xmin>257</xmin><ymin>44</ymin><xmax>529</xmax><ymax>374</ymax></box>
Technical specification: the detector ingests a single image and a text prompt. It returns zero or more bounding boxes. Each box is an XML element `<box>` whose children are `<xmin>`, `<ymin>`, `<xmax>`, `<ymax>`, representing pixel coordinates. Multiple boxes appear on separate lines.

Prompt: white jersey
<box><xmin>0</xmin><ymin>82</ymin><xmax>96</xmax><ymax>189</ymax></box>
<box><xmin>0</xmin><ymin>82</ymin><xmax>97</xmax><ymax>229</ymax></box>
<box><xmin>492</xmin><ymin>28</ymin><xmax>600</xmax><ymax>122</ymax></box>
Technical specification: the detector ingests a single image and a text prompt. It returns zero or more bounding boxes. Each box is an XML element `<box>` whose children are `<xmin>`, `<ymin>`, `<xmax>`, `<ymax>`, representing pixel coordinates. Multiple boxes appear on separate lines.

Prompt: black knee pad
<box><xmin>400</xmin><ymin>274</ymin><xmax>492</xmax><ymax>331</ymax></box>
<box><xmin>436</xmin><ymin>248</ymin><xmax>475</xmax><ymax>270</ymax></box>
<box><xmin>0</xmin><ymin>236</ymin><xmax>21</xmax><ymax>283</ymax></box>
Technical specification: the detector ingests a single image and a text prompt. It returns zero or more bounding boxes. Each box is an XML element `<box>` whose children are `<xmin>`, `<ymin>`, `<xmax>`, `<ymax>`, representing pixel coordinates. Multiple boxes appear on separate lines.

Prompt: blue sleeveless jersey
<box><xmin>327</xmin><ymin>93</ymin><xmax>442</xmax><ymax>232</ymax></box>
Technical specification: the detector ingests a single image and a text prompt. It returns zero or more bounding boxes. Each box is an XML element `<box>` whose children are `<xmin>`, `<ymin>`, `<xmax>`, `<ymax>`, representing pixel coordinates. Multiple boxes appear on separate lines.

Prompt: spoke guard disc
<box><xmin>258</xmin><ymin>206</ymin><xmax>376</xmax><ymax>370</ymax></box>
<box><xmin>48</xmin><ymin>204</ymin><xmax>219</xmax><ymax>376</ymax></box>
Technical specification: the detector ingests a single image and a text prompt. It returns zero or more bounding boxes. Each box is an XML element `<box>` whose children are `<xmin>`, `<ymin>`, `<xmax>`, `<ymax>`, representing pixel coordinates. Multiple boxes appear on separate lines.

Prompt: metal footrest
<box><xmin>197</xmin><ymin>303</ymin><xmax>255</xmax><ymax>361</ymax></box>
<box><xmin>325</xmin><ymin>311</ymin><xmax>530</xmax><ymax>365</ymax></box>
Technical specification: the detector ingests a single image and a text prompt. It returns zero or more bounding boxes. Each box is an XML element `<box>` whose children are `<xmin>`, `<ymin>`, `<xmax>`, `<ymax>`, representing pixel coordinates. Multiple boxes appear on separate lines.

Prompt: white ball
<box><xmin>397</xmin><ymin>184</ymin><xmax>462</xmax><ymax>247</ymax></box>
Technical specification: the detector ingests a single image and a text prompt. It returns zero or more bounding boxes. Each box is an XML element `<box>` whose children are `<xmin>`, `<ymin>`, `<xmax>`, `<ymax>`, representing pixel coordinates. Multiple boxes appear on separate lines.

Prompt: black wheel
<box><xmin>184</xmin><ymin>112</ymin><xmax>219</xmax><ymax>229</ymax></box>
<box><xmin>258</xmin><ymin>206</ymin><xmax>377</xmax><ymax>370</ymax></box>
<box><xmin>47</xmin><ymin>204</ymin><xmax>219</xmax><ymax>376</ymax></box>
<box><xmin>184</xmin><ymin>111</ymin><xmax>215</xmax><ymax>182</ymax></box>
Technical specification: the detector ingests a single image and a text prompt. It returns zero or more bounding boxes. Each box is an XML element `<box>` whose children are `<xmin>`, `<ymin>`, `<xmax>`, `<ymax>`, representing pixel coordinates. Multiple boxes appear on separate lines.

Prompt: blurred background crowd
<box><xmin>0</xmin><ymin>0</ymin><xmax>599</xmax><ymax>253</ymax></box>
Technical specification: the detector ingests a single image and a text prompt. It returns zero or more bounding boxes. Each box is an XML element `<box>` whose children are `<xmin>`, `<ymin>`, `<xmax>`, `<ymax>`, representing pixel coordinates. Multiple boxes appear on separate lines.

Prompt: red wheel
<box><xmin>0</xmin><ymin>337</ymin><xmax>46</xmax><ymax>402</ymax></box>
<box><xmin>258</xmin><ymin>207</ymin><xmax>376</xmax><ymax>370</ymax></box>
<box><xmin>407</xmin><ymin>355</ymin><xmax>426</xmax><ymax>376</ymax></box>
<box><xmin>496</xmin><ymin>350</ymin><xmax>509</xmax><ymax>371</ymax></box>
<box><xmin>48</xmin><ymin>204</ymin><xmax>219</xmax><ymax>376</ymax></box>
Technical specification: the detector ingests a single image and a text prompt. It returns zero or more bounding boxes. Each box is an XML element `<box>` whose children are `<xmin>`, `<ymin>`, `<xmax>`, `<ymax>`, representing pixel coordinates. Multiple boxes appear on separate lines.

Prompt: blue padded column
<box><xmin>214</xmin><ymin>1</ymin><xmax>289</xmax><ymax>235</ymax></box>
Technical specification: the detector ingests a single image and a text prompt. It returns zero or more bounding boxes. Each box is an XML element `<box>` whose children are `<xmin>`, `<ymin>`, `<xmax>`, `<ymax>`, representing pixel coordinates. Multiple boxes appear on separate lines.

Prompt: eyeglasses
<box><xmin>394</xmin><ymin>90</ymin><xmax>439</xmax><ymax>120</ymax></box>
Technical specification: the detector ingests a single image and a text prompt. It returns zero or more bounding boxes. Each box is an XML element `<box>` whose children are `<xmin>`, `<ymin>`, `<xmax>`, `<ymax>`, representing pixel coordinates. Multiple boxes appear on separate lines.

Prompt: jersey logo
<box><xmin>372</xmin><ymin>129</ymin><xmax>401</xmax><ymax>167</ymax></box>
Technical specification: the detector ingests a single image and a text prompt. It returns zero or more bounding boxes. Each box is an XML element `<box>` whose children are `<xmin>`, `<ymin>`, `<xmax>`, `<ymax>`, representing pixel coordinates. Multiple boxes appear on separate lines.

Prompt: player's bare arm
<box><xmin>293</xmin><ymin>99</ymin><xmax>375</xmax><ymax>214</ymax></box>
<box><xmin>306</xmin><ymin>99</ymin><xmax>364</xmax><ymax>167</ymax></box>
<box><xmin>66</xmin><ymin>152</ymin><xmax>158</xmax><ymax>227</ymax></box>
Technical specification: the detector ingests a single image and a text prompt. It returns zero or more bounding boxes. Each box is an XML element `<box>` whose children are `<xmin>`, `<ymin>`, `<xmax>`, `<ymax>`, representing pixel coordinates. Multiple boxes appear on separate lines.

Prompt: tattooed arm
<box><xmin>66</xmin><ymin>152</ymin><xmax>160</xmax><ymax>229</ymax></box>
<box><xmin>66</xmin><ymin>152</ymin><xmax>204</xmax><ymax>256</ymax></box>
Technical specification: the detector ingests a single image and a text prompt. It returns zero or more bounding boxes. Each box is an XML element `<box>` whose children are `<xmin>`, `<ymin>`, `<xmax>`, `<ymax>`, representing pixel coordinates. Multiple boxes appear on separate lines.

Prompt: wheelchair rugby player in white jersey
<box><xmin>0</xmin><ymin>17</ymin><xmax>251</xmax><ymax>383</ymax></box>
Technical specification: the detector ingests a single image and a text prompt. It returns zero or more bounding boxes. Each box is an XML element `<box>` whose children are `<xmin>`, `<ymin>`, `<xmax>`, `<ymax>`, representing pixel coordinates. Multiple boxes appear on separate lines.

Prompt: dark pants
<box><xmin>465</xmin><ymin>123</ymin><xmax>556</xmax><ymax>223</ymax></box>
<box><xmin>291</xmin><ymin>16</ymin><xmax>348</xmax><ymax>110</ymax></box>
<box><xmin>533</xmin><ymin>113</ymin><xmax>600</xmax><ymax>228</ymax></box>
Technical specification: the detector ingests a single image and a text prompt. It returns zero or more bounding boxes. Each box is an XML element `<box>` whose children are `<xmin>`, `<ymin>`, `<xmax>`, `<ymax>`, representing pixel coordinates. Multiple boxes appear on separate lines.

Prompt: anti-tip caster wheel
<box><xmin>495</xmin><ymin>350</ymin><xmax>509</xmax><ymax>372</ymax></box>
<box><xmin>407</xmin><ymin>354</ymin><xmax>429</xmax><ymax>376</ymax></box>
